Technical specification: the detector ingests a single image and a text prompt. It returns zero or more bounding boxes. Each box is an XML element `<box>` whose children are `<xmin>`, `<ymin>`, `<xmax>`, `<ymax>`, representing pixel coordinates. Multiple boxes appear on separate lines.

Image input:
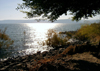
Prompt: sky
<box><xmin>0</xmin><ymin>0</ymin><xmax>100</xmax><ymax>21</ymax></box>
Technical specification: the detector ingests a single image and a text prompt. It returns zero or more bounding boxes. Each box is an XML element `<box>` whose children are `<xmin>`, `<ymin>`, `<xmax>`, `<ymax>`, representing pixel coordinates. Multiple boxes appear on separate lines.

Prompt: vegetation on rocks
<box><xmin>1</xmin><ymin>22</ymin><xmax>100</xmax><ymax>71</ymax></box>
<box><xmin>42</xmin><ymin>29</ymin><xmax>68</xmax><ymax>49</ymax></box>
<box><xmin>75</xmin><ymin>23</ymin><xmax>100</xmax><ymax>44</ymax></box>
<box><xmin>0</xmin><ymin>28</ymin><xmax>14</xmax><ymax>49</ymax></box>
<box><xmin>63</xmin><ymin>23</ymin><xmax>100</xmax><ymax>45</ymax></box>
<box><xmin>41</xmin><ymin>22</ymin><xmax>100</xmax><ymax>50</ymax></box>
<box><xmin>1</xmin><ymin>42</ymin><xmax>99</xmax><ymax>71</ymax></box>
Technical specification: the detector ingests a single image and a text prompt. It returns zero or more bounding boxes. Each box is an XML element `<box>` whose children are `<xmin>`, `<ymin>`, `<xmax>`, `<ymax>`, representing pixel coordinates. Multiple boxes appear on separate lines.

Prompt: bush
<box><xmin>43</xmin><ymin>29</ymin><xmax>68</xmax><ymax>48</ymax></box>
<box><xmin>65</xmin><ymin>31</ymin><xmax>76</xmax><ymax>39</ymax></box>
<box><xmin>75</xmin><ymin>23</ymin><xmax>100</xmax><ymax>44</ymax></box>
<box><xmin>0</xmin><ymin>28</ymin><xmax>14</xmax><ymax>49</ymax></box>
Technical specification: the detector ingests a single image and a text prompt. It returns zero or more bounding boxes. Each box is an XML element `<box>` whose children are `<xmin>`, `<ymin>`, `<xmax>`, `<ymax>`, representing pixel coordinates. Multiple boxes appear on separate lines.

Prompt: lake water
<box><xmin>0</xmin><ymin>23</ymin><xmax>83</xmax><ymax>60</ymax></box>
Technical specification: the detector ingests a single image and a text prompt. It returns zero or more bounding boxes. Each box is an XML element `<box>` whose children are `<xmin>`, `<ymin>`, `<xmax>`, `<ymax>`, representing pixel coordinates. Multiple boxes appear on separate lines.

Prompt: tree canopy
<box><xmin>17</xmin><ymin>0</ymin><xmax>100</xmax><ymax>22</ymax></box>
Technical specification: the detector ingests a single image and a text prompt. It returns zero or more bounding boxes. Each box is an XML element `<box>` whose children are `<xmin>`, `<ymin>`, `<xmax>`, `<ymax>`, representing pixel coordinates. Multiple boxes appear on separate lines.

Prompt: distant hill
<box><xmin>0</xmin><ymin>19</ymin><xmax>99</xmax><ymax>24</ymax></box>
<box><xmin>0</xmin><ymin>19</ymin><xmax>49</xmax><ymax>24</ymax></box>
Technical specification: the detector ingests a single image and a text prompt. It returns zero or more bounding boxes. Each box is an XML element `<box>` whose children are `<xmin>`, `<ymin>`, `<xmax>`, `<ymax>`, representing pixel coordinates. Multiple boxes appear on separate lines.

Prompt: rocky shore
<box><xmin>0</xmin><ymin>43</ymin><xmax>100</xmax><ymax>71</ymax></box>
<box><xmin>0</xmin><ymin>47</ymin><xmax>65</xmax><ymax>71</ymax></box>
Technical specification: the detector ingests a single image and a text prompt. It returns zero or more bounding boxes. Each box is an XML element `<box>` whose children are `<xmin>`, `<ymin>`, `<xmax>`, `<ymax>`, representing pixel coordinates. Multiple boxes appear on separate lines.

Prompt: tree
<box><xmin>17</xmin><ymin>0</ymin><xmax>100</xmax><ymax>22</ymax></box>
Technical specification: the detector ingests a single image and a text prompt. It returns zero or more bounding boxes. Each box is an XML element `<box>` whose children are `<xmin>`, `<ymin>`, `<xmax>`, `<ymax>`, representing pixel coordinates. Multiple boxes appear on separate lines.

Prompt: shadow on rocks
<box><xmin>38</xmin><ymin>63</ymin><xmax>71</xmax><ymax>71</ymax></box>
<box><xmin>90</xmin><ymin>45</ymin><xmax>100</xmax><ymax>59</ymax></box>
<box><xmin>70</xmin><ymin>60</ymin><xmax>100</xmax><ymax>71</ymax></box>
<box><xmin>38</xmin><ymin>63</ymin><xmax>57</xmax><ymax>71</ymax></box>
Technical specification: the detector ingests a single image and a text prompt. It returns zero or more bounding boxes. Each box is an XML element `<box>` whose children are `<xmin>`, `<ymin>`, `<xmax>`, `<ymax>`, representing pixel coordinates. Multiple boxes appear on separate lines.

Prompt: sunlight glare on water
<box><xmin>0</xmin><ymin>23</ymin><xmax>82</xmax><ymax>60</ymax></box>
<box><xmin>27</xmin><ymin>23</ymin><xmax>57</xmax><ymax>42</ymax></box>
<box><xmin>27</xmin><ymin>23</ymin><xmax>57</xmax><ymax>32</ymax></box>
<box><xmin>22</xmin><ymin>23</ymin><xmax>57</xmax><ymax>54</ymax></box>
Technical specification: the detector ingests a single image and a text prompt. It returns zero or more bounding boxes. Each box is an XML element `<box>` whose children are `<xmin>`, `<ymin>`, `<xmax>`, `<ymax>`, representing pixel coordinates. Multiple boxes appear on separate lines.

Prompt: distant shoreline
<box><xmin>0</xmin><ymin>19</ymin><xmax>99</xmax><ymax>24</ymax></box>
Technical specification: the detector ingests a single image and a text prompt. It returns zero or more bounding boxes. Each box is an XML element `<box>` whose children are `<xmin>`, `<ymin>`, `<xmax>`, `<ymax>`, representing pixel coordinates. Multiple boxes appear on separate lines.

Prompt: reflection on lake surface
<box><xmin>26</xmin><ymin>23</ymin><xmax>57</xmax><ymax>45</ymax></box>
<box><xmin>22</xmin><ymin>23</ymin><xmax>57</xmax><ymax>55</ymax></box>
<box><xmin>0</xmin><ymin>23</ymin><xmax>81</xmax><ymax>60</ymax></box>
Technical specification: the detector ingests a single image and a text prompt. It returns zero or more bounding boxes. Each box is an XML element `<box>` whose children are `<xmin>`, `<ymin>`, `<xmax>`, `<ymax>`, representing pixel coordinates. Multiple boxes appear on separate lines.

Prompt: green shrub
<box><xmin>0</xmin><ymin>28</ymin><xmax>14</xmax><ymax>49</ymax></box>
<box><xmin>59</xmin><ymin>23</ymin><xmax>100</xmax><ymax>45</ymax></box>
<box><xmin>44</xmin><ymin>29</ymin><xmax>68</xmax><ymax>48</ymax></box>
<box><xmin>75</xmin><ymin>23</ymin><xmax>100</xmax><ymax>44</ymax></box>
<box><xmin>65</xmin><ymin>31</ymin><xmax>76</xmax><ymax>39</ymax></box>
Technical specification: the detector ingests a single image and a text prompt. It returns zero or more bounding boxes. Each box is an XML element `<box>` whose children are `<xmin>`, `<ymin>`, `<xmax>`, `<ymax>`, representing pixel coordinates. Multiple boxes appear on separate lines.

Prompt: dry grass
<box><xmin>91</xmin><ymin>36</ymin><xmax>100</xmax><ymax>45</ymax></box>
<box><xmin>31</xmin><ymin>55</ymin><xmax>59</xmax><ymax>71</ymax></box>
<box><xmin>61</xmin><ymin>45</ymin><xmax>75</xmax><ymax>55</ymax></box>
<box><xmin>30</xmin><ymin>43</ymin><xmax>100</xmax><ymax>71</ymax></box>
<box><xmin>61</xmin><ymin>43</ymin><xmax>99</xmax><ymax>56</ymax></box>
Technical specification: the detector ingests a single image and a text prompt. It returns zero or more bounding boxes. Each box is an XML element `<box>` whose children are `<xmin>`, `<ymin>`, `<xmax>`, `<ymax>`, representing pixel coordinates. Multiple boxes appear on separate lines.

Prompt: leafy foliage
<box><xmin>17</xmin><ymin>0</ymin><xmax>100</xmax><ymax>21</ymax></box>
<box><xmin>59</xmin><ymin>23</ymin><xmax>100</xmax><ymax>44</ymax></box>
<box><xmin>43</xmin><ymin>29</ymin><xmax>68</xmax><ymax>48</ymax></box>
<box><xmin>65</xmin><ymin>31</ymin><xmax>76</xmax><ymax>39</ymax></box>
<box><xmin>74</xmin><ymin>23</ymin><xmax>100</xmax><ymax>44</ymax></box>
<box><xmin>0</xmin><ymin>28</ymin><xmax>14</xmax><ymax>49</ymax></box>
